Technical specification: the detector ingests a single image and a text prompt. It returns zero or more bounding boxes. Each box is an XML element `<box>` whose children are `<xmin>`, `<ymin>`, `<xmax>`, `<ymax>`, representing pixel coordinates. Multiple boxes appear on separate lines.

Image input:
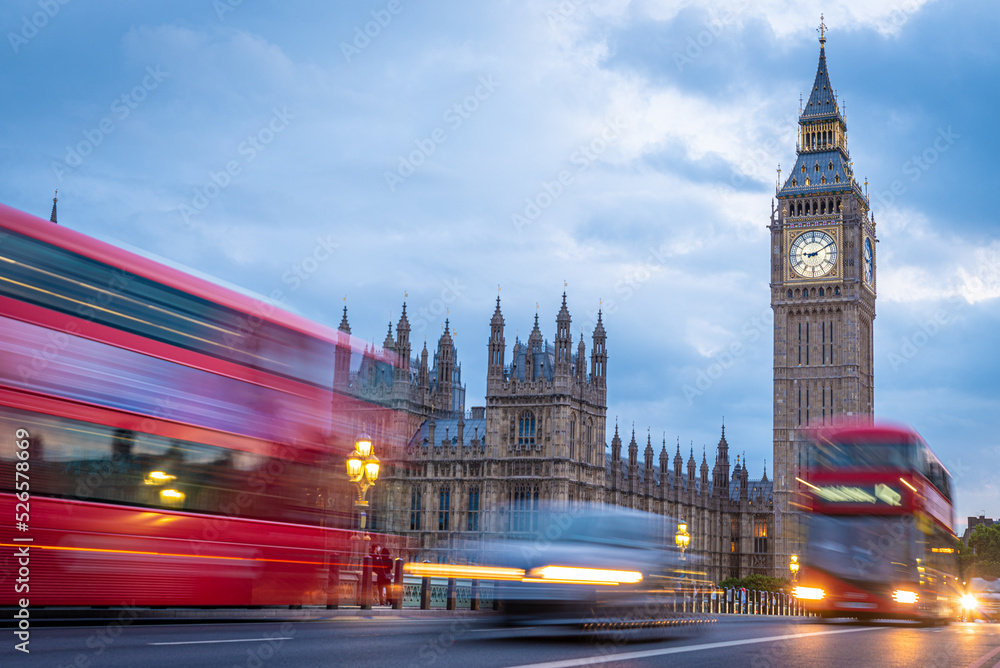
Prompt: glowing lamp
<box><xmin>159</xmin><ymin>488</ymin><xmax>185</xmax><ymax>506</ymax></box>
<box><xmin>793</xmin><ymin>586</ymin><xmax>824</xmax><ymax>600</ymax></box>
<box><xmin>355</xmin><ymin>433</ymin><xmax>373</xmax><ymax>458</ymax></box>
<box><xmin>347</xmin><ymin>456</ymin><xmax>363</xmax><ymax>480</ymax></box>
<box><xmin>675</xmin><ymin>522</ymin><xmax>690</xmax><ymax>549</ymax></box>
<box><xmin>364</xmin><ymin>455</ymin><xmax>380</xmax><ymax>484</ymax></box>
<box><xmin>144</xmin><ymin>471</ymin><xmax>177</xmax><ymax>485</ymax></box>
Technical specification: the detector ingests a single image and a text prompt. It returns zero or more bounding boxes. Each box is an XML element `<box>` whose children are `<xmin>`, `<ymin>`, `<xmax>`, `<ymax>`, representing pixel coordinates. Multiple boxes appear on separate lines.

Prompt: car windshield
<box><xmin>805</xmin><ymin>514</ymin><xmax>914</xmax><ymax>582</ymax></box>
<box><xmin>537</xmin><ymin>508</ymin><xmax>670</xmax><ymax>550</ymax></box>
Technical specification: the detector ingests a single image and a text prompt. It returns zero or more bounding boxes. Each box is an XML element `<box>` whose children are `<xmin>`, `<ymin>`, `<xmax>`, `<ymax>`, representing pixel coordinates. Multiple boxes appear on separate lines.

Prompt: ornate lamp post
<box><xmin>675</xmin><ymin>521</ymin><xmax>690</xmax><ymax>560</ymax></box>
<box><xmin>789</xmin><ymin>554</ymin><xmax>799</xmax><ymax>582</ymax></box>
<box><xmin>346</xmin><ymin>432</ymin><xmax>380</xmax><ymax>535</ymax></box>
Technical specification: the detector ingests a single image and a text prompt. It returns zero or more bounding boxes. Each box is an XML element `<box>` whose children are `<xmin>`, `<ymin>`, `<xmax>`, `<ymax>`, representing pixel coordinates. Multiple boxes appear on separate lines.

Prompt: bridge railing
<box><xmin>332</xmin><ymin>557</ymin><xmax>810</xmax><ymax>616</ymax></box>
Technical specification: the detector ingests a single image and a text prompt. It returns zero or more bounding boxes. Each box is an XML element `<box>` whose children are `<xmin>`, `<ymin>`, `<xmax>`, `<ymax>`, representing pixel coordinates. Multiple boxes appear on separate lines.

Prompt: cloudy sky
<box><xmin>2</xmin><ymin>0</ymin><xmax>997</xmax><ymax>531</ymax></box>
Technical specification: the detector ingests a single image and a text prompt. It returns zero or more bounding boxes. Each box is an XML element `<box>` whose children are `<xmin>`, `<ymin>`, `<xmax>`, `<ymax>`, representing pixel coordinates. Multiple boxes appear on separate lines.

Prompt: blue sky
<box><xmin>2</xmin><ymin>0</ymin><xmax>997</xmax><ymax>532</ymax></box>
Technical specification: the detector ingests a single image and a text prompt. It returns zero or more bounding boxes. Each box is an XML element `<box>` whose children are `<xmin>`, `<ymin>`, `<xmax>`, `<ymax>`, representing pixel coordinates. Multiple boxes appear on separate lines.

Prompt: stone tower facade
<box><xmin>484</xmin><ymin>294</ymin><xmax>609</xmax><ymax>529</ymax></box>
<box><xmin>770</xmin><ymin>27</ymin><xmax>877</xmax><ymax>571</ymax></box>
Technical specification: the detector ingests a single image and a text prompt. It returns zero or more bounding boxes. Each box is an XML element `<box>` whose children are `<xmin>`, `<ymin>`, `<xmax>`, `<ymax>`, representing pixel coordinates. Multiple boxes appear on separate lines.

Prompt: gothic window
<box><xmin>467</xmin><ymin>487</ymin><xmax>480</xmax><ymax>531</ymax></box>
<box><xmin>805</xmin><ymin>177</ymin><xmax>810</xmax><ymax>186</ymax></box>
<box><xmin>805</xmin><ymin>322</ymin><xmax>810</xmax><ymax>365</ymax></box>
<box><xmin>797</xmin><ymin>387</ymin><xmax>802</xmax><ymax>426</ymax></box>
<box><xmin>819</xmin><ymin>287</ymin><xmax>825</xmax><ymax>297</ymax></box>
<box><xmin>508</xmin><ymin>485</ymin><xmax>538</xmax><ymax>533</ymax></box>
<box><xmin>797</xmin><ymin>322</ymin><xmax>802</xmax><ymax>365</ymax></box>
<box><xmin>438</xmin><ymin>486</ymin><xmax>451</xmax><ymax>531</ymax></box>
<box><xmin>410</xmin><ymin>487</ymin><xmax>421</xmax><ymax>531</ymax></box>
<box><xmin>835</xmin><ymin>286</ymin><xmax>841</xmax><ymax>295</ymax></box>
<box><xmin>787</xmin><ymin>290</ymin><xmax>793</xmax><ymax>299</ymax></box>
<box><xmin>822</xmin><ymin>319</ymin><xmax>827</xmax><ymax>364</ymax></box>
<box><xmin>806</xmin><ymin>388</ymin><xmax>810</xmax><ymax>426</ymax></box>
<box><xmin>730</xmin><ymin>517</ymin><xmax>740</xmax><ymax>553</ymax></box>
<box><xmin>834</xmin><ymin>174</ymin><xmax>840</xmax><ymax>183</ymax></box>
<box><xmin>586</xmin><ymin>419</ymin><xmax>593</xmax><ymax>463</ymax></box>
<box><xmin>820</xmin><ymin>176</ymin><xmax>826</xmax><ymax>185</ymax></box>
<box><xmin>801</xmin><ymin>164</ymin><xmax>806</xmax><ymax>173</ymax></box>
<box><xmin>518</xmin><ymin>411</ymin><xmax>535</xmax><ymax>446</ymax></box>
<box><xmin>814</xmin><ymin>163</ymin><xmax>820</xmax><ymax>172</ymax></box>
<box><xmin>828</xmin><ymin>320</ymin><xmax>834</xmax><ymax>364</ymax></box>
<box><xmin>569</xmin><ymin>418</ymin><xmax>576</xmax><ymax>459</ymax></box>
<box><xmin>754</xmin><ymin>518</ymin><xmax>768</xmax><ymax>553</ymax></box>
<box><xmin>791</xmin><ymin>178</ymin><xmax>797</xmax><ymax>187</ymax></box>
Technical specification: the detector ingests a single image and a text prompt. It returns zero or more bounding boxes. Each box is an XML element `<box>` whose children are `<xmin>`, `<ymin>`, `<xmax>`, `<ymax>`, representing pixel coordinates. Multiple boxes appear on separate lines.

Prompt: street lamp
<box><xmin>789</xmin><ymin>554</ymin><xmax>800</xmax><ymax>582</ymax></box>
<box><xmin>346</xmin><ymin>431</ymin><xmax>380</xmax><ymax>534</ymax></box>
<box><xmin>675</xmin><ymin>521</ymin><xmax>690</xmax><ymax>560</ymax></box>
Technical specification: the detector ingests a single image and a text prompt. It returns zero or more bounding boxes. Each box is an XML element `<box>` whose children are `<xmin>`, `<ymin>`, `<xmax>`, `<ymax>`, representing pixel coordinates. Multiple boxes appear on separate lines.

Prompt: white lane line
<box><xmin>503</xmin><ymin>626</ymin><xmax>884</xmax><ymax>668</ymax></box>
<box><xmin>966</xmin><ymin>643</ymin><xmax>1000</xmax><ymax>668</ymax></box>
<box><xmin>149</xmin><ymin>637</ymin><xmax>293</xmax><ymax>646</ymax></box>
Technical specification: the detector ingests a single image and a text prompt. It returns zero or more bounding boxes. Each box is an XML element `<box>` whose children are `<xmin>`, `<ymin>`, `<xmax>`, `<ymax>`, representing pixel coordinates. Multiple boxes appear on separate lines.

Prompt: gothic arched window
<box><xmin>569</xmin><ymin>418</ymin><xmax>576</xmax><ymax>459</ymax></box>
<box><xmin>518</xmin><ymin>410</ymin><xmax>536</xmax><ymax>446</ymax></box>
<box><xmin>586</xmin><ymin>418</ymin><xmax>593</xmax><ymax>463</ymax></box>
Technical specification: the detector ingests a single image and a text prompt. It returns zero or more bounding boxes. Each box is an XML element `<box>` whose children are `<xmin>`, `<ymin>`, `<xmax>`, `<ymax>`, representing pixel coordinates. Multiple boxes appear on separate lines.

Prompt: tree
<box><xmin>718</xmin><ymin>574</ymin><xmax>789</xmax><ymax>593</ymax></box>
<box><xmin>967</xmin><ymin>523</ymin><xmax>1000</xmax><ymax>579</ymax></box>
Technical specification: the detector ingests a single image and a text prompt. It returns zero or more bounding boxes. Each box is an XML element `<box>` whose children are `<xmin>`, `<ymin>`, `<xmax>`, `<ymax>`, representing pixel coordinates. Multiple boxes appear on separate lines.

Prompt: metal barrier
<box><xmin>332</xmin><ymin>560</ymin><xmax>809</xmax><ymax>616</ymax></box>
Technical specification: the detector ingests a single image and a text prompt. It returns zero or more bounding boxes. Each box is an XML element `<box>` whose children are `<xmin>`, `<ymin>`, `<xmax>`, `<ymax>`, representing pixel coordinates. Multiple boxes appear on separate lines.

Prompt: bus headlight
<box><xmin>793</xmin><ymin>586</ymin><xmax>825</xmax><ymax>600</ymax></box>
<box><xmin>961</xmin><ymin>594</ymin><xmax>978</xmax><ymax>610</ymax></box>
<box><xmin>892</xmin><ymin>590</ymin><xmax>918</xmax><ymax>604</ymax></box>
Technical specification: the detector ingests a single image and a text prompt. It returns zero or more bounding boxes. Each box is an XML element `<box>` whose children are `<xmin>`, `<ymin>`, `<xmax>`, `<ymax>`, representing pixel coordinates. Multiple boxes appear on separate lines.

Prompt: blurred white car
<box><xmin>477</xmin><ymin>504</ymin><xmax>710</xmax><ymax>632</ymax></box>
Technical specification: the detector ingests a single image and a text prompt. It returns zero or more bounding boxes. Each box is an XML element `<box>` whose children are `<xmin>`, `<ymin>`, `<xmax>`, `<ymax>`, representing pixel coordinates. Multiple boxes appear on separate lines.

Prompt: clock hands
<box><xmin>805</xmin><ymin>241</ymin><xmax>835</xmax><ymax>258</ymax></box>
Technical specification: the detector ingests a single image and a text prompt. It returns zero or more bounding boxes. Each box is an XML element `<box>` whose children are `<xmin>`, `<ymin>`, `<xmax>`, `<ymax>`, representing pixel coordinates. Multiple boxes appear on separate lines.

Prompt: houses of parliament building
<box><xmin>344</xmin><ymin>26</ymin><xmax>875</xmax><ymax>585</ymax></box>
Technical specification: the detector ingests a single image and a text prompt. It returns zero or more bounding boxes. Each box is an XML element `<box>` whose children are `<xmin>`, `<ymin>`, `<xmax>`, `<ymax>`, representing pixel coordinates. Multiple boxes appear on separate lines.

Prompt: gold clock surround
<box><xmin>784</xmin><ymin>226</ymin><xmax>841</xmax><ymax>282</ymax></box>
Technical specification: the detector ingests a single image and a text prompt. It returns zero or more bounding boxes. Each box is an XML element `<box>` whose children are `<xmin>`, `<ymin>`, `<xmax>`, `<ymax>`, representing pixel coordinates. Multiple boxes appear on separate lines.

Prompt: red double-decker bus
<box><xmin>793</xmin><ymin>421</ymin><xmax>960</xmax><ymax>624</ymax></box>
<box><xmin>0</xmin><ymin>203</ymin><xmax>407</xmax><ymax>606</ymax></box>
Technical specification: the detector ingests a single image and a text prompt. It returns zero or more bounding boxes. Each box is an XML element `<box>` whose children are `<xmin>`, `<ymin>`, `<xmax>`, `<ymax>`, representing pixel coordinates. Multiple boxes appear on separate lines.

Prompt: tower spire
<box><xmin>49</xmin><ymin>190</ymin><xmax>58</xmax><ymax>224</ymax></box>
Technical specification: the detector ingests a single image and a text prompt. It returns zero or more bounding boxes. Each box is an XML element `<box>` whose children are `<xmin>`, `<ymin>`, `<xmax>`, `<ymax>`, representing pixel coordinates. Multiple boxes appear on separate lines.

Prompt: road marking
<box><xmin>148</xmin><ymin>637</ymin><xmax>293</xmax><ymax>646</ymax></box>
<box><xmin>966</xmin><ymin>644</ymin><xmax>1000</xmax><ymax>668</ymax></box>
<box><xmin>502</xmin><ymin>626</ymin><xmax>883</xmax><ymax>668</ymax></box>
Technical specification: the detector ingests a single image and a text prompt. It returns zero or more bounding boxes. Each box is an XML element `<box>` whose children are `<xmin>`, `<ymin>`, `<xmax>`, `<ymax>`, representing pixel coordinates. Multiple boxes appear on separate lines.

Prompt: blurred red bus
<box><xmin>0</xmin><ymin>203</ymin><xmax>406</xmax><ymax>606</ymax></box>
<box><xmin>793</xmin><ymin>421</ymin><xmax>960</xmax><ymax>624</ymax></box>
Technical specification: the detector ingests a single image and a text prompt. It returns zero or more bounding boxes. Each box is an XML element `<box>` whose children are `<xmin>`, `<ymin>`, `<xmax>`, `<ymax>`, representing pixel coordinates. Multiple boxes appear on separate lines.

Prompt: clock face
<box><xmin>864</xmin><ymin>237</ymin><xmax>874</xmax><ymax>284</ymax></box>
<box><xmin>789</xmin><ymin>230</ymin><xmax>838</xmax><ymax>278</ymax></box>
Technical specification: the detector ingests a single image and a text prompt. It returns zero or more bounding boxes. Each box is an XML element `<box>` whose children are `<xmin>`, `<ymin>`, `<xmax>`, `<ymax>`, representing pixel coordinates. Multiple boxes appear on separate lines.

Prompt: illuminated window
<box><xmin>754</xmin><ymin>518</ymin><xmax>768</xmax><ymax>553</ymax></box>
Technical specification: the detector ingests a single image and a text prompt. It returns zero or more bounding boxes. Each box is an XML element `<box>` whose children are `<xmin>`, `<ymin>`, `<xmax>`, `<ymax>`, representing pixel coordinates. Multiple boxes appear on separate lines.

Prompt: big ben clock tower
<box><xmin>770</xmin><ymin>19</ymin><xmax>877</xmax><ymax>570</ymax></box>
